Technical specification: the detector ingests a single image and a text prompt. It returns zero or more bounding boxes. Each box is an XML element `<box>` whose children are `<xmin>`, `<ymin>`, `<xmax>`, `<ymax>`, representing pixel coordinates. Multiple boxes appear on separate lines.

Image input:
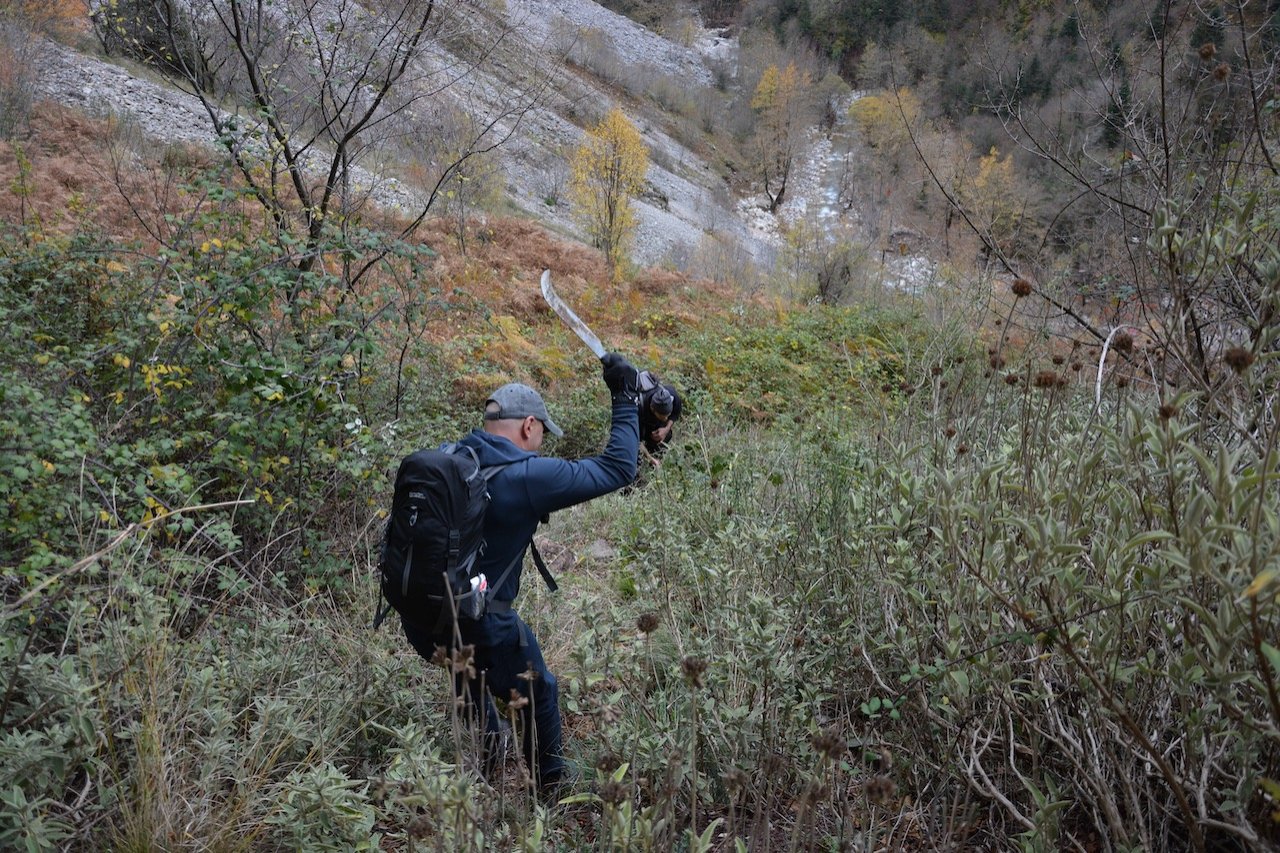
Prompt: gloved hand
<box><xmin>601</xmin><ymin>352</ymin><xmax>639</xmax><ymax>401</ymax></box>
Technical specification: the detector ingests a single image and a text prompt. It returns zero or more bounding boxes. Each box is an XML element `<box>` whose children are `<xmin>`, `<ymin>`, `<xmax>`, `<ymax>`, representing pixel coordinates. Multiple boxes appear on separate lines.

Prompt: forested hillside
<box><xmin>2</xmin><ymin>0</ymin><xmax>1279</xmax><ymax>850</ymax></box>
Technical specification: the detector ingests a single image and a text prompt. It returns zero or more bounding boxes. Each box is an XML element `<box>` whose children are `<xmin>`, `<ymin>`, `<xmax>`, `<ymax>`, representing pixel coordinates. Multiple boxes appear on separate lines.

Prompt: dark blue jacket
<box><xmin>451</xmin><ymin>397</ymin><xmax>638</xmax><ymax>642</ymax></box>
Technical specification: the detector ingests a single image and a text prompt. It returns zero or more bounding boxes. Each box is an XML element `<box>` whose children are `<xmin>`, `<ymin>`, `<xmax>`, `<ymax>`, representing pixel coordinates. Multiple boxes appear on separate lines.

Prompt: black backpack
<box><xmin>372</xmin><ymin>444</ymin><xmax>558</xmax><ymax>633</ymax></box>
<box><xmin>636</xmin><ymin>370</ymin><xmax>659</xmax><ymax>396</ymax></box>
<box><xmin>373</xmin><ymin>445</ymin><xmax>513</xmax><ymax>631</ymax></box>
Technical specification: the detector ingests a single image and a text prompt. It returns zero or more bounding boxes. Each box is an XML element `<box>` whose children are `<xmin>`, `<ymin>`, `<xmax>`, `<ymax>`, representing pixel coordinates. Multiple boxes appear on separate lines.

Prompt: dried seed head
<box><xmin>1116</xmin><ymin>376</ymin><xmax>1130</xmax><ymax>388</ymax></box>
<box><xmin>989</xmin><ymin>353</ymin><xmax>1006</xmax><ymax>369</ymax></box>
<box><xmin>507</xmin><ymin>688</ymin><xmax>529</xmax><ymax>711</ymax></box>
<box><xmin>940</xmin><ymin>381</ymin><xmax>949</xmax><ymax>389</ymax></box>
<box><xmin>1052</xmin><ymin>354</ymin><xmax>1065</xmax><ymax>365</ymax></box>
<box><xmin>1113</xmin><ymin>332</ymin><xmax>1134</xmax><ymax>353</ymax></box>
<box><xmin>1004</xmin><ymin>373</ymin><xmax>1019</xmax><ymax>386</ymax></box>
<box><xmin>881</xmin><ymin>383</ymin><xmax>894</xmax><ymax>393</ymax></box>
<box><xmin>722</xmin><ymin>768</ymin><xmax>750</xmax><ymax>793</ymax></box>
<box><xmin>1214</xmin><ymin>62</ymin><xmax>1230</xmax><ymax>81</ymax></box>
<box><xmin>931</xmin><ymin>365</ymin><xmax>943</xmax><ymax>376</ymax></box>
<box><xmin>811</xmin><ymin>727</ymin><xmax>847</xmax><ymax>759</ymax></box>
<box><xmin>1199</xmin><ymin>42</ymin><xmax>1216</xmax><ymax>61</ymax></box>
<box><xmin>944</xmin><ymin>426</ymin><xmax>957</xmax><ymax>438</ymax></box>
<box><xmin>681</xmin><ymin>656</ymin><xmax>708</xmax><ymax>688</ymax></box>
<box><xmin>865</xmin><ymin>775</ymin><xmax>897</xmax><ymax>806</ymax></box>
<box><xmin>409</xmin><ymin>815</ymin><xmax>433</xmax><ymax>838</ymax></box>
<box><xmin>637</xmin><ymin>612</ymin><xmax>660</xmax><ymax>634</ymax></box>
<box><xmin>956</xmin><ymin>443</ymin><xmax>969</xmax><ymax>455</ymax></box>
<box><xmin>1034</xmin><ymin>370</ymin><xmax>1061</xmax><ymax>389</ymax></box>
<box><xmin>987</xmin><ymin>347</ymin><xmax>997</xmax><ymax>356</ymax></box>
<box><xmin>599</xmin><ymin>780</ymin><xmax>628</xmax><ymax>805</ymax></box>
<box><xmin>1012</xmin><ymin>277</ymin><xmax>1033</xmax><ymax>297</ymax></box>
<box><xmin>430</xmin><ymin>646</ymin><xmax>449</xmax><ymax>668</ymax></box>
<box><xmin>597</xmin><ymin>752</ymin><xmax>623</xmax><ymax>774</ymax></box>
<box><xmin>1158</xmin><ymin>403</ymin><xmax>1178</xmax><ymax>421</ymax></box>
<box><xmin>995</xmin><ymin>318</ymin><xmax>1003</xmax><ymax>326</ymax></box>
<box><xmin>1224</xmin><ymin>345</ymin><xmax>1255</xmax><ymax>373</ymax></box>
<box><xmin>898</xmin><ymin>382</ymin><xmax>915</xmax><ymax>395</ymax></box>
<box><xmin>1071</xmin><ymin>361</ymin><xmax>1082</xmax><ymax>372</ymax></box>
<box><xmin>452</xmin><ymin>646</ymin><xmax>477</xmax><ymax>679</ymax></box>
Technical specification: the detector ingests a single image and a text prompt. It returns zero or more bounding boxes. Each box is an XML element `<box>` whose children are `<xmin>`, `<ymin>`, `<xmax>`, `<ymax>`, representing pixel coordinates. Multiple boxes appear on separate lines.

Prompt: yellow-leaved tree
<box><xmin>569</xmin><ymin>107</ymin><xmax>649</xmax><ymax>281</ymax></box>
<box><xmin>961</xmin><ymin>146</ymin><xmax>1029</xmax><ymax>256</ymax></box>
<box><xmin>847</xmin><ymin>87</ymin><xmax>922</xmax><ymax>170</ymax></box>
<box><xmin>750</xmin><ymin>62</ymin><xmax>812</xmax><ymax>214</ymax></box>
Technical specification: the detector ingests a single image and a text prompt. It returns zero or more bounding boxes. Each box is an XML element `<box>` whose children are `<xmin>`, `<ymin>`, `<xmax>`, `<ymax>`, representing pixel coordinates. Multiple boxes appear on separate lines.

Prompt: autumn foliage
<box><xmin>568</xmin><ymin>106</ymin><xmax>649</xmax><ymax>282</ymax></box>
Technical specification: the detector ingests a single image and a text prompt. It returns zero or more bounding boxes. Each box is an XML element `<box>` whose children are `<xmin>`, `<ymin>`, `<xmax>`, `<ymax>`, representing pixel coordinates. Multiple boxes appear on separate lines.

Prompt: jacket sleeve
<box><xmin>523</xmin><ymin>397</ymin><xmax>639</xmax><ymax>515</ymax></box>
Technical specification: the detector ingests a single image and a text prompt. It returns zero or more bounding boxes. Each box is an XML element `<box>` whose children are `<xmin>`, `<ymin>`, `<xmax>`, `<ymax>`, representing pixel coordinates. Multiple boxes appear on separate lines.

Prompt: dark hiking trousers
<box><xmin>402</xmin><ymin>613</ymin><xmax>565</xmax><ymax>787</ymax></box>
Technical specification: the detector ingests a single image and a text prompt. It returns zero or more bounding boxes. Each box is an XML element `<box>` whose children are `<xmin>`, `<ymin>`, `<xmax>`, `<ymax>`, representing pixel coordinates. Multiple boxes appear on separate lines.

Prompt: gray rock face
<box><xmin>32</xmin><ymin>1</ymin><xmax>924</xmax><ymax>285</ymax></box>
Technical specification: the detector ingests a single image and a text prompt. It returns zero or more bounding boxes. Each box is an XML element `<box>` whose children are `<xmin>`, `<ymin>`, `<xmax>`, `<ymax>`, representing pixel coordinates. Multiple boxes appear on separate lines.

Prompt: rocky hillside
<box><xmin>30</xmin><ymin>0</ymin><xmax>799</xmax><ymax>272</ymax></box>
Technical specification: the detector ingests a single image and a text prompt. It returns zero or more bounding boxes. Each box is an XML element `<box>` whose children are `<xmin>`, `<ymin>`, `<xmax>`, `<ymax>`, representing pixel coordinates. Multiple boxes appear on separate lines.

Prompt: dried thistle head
<box><xmin>599</xmin><ymin>780</ymin><xmax>628</xmax><ymax>805</ymax></box>
<box><xmin>1113</xmin><ymin>331</ymin><xmax>1134</xmax><ymax>353</ymax></box>
<box><xmin>1034</xmin><ymin>370</ymin><xmax>1061</xmax><ymax>390</ymax></box>
<box><xmin>1052</xmin><ymin>354</ymin><xmax>1065</xmax><ymax>365</ymax></box>
<box><xmin>956</xmin><ymin>443</ymin><xmax>970</xmax><ymax>455</ymax></box>
<box><xmin>507</xmin><ymin>688</ymin><xmax>529</xmax><ymax>711</ymax></box>
<box><xmin>898</xmin><ymin>381</ymin><xmax>915</xmax><ymax>395</ymax></box>
<box><xmin>452</xmin><ymin>645</ymin><xmax>477</xmax><ymax>679</ymax></box>
<box><xmin>1158</xmin><ymin>403</ymin><xmax>1178</xmax><ymax>421</ymax></box>
<box><xmin>681</xmin><ymin>656</ymin><xmax>707</xmax><ymax>688</ymax></box>
<box><xmin>1004</xmin><ymin>373</ymin><xmax>1019</xmax><ymax>386</ymax></box>
<box><xmin>1012</xmin><ymin>277</ymin><xmax>1033</xmax><ymax>298</ymax></box>
<box><xmin>811</xmin><ymin>727</ymin><xmax>847</xmax><ymax>760</ymax></box>
<box><xmin>1116</xmin><ymin>376</ymin><xmax>1130</xmax><ymax>389</ymax></box>
<box><xmin>989</xmin><ymin>353</ymin><xmax>1006</xmax><ymax>369</ymax></box>
<box><xmin>1224</xmin><ymin>345</ymin><xmax>1255</xmax><ymax>373</ymax></box>
<box><xmin>944</xmin><ymin>426</ymin><xmax>957</xmax><ymax>438</ymax></box>
<box><xmin>931</xmin><ymin>365</ymin><xmax>943</xmax><ymax>376</ymax></box>
<box><xmin>1071</xmin><ymin>361</ymin><xmax>1082</xmax><ymax>372</ymax></box>
<box><xmin>880</xmin><ymin>383</ymin><xmax>894</xmax><ymax>393</ymax></box>
<box><xmin>722</xmin><ymin>767</ymin><xmax>751</xmax><ymax>794</ymax></box>
<box><xmin>596</xmin><ymin>752</ymin><xmax>623</xmax><ymax>774</ymax></box>
<box><xmin>636</xmin><ymin>612</ymin><xmax>660</xmax><ymax>634</ymax></box>
<box><xmin>408</xmin><ymin>815</ymin><xmax>433</xmax><ymax>838</ymax></box>
<box><xmin>430</xmin><ymin>646</ymin><xmax>450</xmax><ymax>669</ymax></box>
<box><xmin>864</xmin><ymin>775</ymin><xmax>897</xmax><ymax>806</ymax></box>
<box><xmin>1199</xmin><ymin>42</ymin><xmax>1217</xmax><ymax>61</ymax></box>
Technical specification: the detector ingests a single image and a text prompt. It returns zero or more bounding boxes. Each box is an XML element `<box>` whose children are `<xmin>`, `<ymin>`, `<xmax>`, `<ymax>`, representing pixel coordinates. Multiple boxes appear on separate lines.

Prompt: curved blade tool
<box><xmin>540</xmin><ymin>269</ymin><xmax>605</xmax><ymax>359</ymax></box>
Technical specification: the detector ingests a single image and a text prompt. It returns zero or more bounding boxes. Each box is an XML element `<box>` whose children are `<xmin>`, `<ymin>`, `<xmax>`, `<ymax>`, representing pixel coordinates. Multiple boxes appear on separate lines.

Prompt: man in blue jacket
<box><xmin>400</xmin><ymin>353</ymin><xmax>639</xmax><ymax>795</ymax></box>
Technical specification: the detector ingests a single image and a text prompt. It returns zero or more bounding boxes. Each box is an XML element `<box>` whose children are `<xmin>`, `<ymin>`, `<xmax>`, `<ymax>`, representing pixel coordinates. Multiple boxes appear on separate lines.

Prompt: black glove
<box><xmin>601</xmin><ymin>352</ymin><xmax>639</xmax><ymax>402</ymax></box>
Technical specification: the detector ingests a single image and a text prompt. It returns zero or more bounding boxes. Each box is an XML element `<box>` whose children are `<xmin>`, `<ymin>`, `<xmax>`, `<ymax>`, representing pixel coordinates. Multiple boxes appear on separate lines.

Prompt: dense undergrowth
<box><xmin>2</xmin><ymin>188</ymin><xmax>1279</xmax><ymax>851</ymax></box>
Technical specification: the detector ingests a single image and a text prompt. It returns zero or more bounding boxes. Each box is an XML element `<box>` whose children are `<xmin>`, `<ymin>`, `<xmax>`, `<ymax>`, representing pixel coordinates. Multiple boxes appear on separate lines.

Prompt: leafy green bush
<box><xmin>584</xmin><ymin>362</ymin><xmax>1279</xmax><ymax>848</ymax></box>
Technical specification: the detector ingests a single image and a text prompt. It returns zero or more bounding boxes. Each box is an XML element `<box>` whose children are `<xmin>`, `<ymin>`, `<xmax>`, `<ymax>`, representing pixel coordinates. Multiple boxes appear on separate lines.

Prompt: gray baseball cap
<box><xmin>484</xmin><ymin>383</ymin><xmax>563</xmax><ymax>437</ymax></box>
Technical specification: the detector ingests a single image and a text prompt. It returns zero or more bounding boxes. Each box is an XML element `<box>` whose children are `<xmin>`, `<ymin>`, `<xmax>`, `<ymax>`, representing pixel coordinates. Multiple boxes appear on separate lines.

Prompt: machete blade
<box><xmin>540</xmin><ymin>269</ymin><xmax>606</xmax><ymax>359</ymax></box>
